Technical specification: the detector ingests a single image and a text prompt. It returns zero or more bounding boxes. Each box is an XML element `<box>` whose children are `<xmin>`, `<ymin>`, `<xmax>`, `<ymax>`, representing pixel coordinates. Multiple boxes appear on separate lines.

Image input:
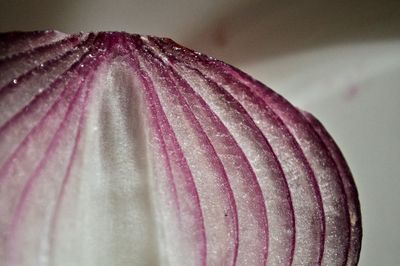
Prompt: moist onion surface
<box><xmin>0</xmin><ymin>31</ymin><xmax>362</xmax><ymax>266</ymax></box>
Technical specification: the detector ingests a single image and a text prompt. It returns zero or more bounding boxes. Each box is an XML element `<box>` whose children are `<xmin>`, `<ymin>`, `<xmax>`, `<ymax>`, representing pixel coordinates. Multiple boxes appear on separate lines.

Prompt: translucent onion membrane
<box><xmin>0</xmin><ymin>31</ymin><xmax>361</xmax><ymax>266</ymax></box>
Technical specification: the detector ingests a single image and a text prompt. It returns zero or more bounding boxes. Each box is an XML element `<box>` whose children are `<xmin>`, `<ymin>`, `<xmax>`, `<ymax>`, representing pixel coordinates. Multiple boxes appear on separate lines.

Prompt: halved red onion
<box><xmin>0</xmin><ymin>31</ymin><xmax>361</xmax><ymax>266</ymax></box>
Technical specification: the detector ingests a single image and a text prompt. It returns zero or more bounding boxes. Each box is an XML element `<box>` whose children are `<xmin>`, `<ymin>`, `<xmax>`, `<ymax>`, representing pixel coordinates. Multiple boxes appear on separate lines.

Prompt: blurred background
<box><xmin>1</xmin><ymin>0</ymin><xmax>400</xmax><ymax>264</ymax></box>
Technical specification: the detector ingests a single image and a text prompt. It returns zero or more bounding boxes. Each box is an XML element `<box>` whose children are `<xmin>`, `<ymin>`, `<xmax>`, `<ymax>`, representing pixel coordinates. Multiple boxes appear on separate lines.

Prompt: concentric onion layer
<box><xmin>0</xmin><ymin>31</ymin><xmax>361</xmax><ymax>266</ymax></box>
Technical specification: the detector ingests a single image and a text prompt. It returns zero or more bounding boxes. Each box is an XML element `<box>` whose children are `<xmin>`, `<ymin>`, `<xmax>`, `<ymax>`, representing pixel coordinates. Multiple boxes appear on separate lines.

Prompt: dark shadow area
<box><xmin>182</xmin><ymin>0</ymin><xmax>400</xmax><ymax>65</ymax></box>
<box><xmin>0</xmin><ymin>0</ymin><xmax>239</xmax><ymax>38</ymax></box>
<box><xmin>1</xmin><ymin>0</ymin><xmax>399</xmax><ymax>66</ymax></box>
<box><xmin>0</xmin><ymin>0</ymin><xmax>74</xmax><ymax>32</ymax></box>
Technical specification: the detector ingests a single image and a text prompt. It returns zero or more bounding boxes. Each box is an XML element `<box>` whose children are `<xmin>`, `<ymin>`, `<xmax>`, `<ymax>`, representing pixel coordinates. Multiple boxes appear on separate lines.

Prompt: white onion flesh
<box><xmin>0</xmin><ymin>31</ymin><xmax>361</xmax><ymax>266</ymax></box>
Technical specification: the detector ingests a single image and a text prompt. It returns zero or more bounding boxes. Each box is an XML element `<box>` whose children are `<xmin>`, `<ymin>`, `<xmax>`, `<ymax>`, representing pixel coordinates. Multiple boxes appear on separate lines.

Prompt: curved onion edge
<box><xmin>0</xmin><ymin>31</ymin><xmax>361</xmax><ymax>266</ymax></box>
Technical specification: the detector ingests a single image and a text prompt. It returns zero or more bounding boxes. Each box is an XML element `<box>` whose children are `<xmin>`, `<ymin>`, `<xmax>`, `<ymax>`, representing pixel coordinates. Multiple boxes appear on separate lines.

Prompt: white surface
<box><xmin>1</xmin><ymin>0</ymin><xmax>400</xmax><ymax>264</ymax></box>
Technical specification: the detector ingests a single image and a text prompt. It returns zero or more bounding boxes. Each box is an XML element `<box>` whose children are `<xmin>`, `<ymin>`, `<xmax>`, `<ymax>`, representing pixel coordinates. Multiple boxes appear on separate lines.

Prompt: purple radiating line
<box><xmin>6</xmin><ymin>76</ymin><xmax>89</xmax><ymax>266</ymax></box>
<box><xmin>2</xmin><ymin>39</ymin><xmax>108</xmax><ymax>265</ymax></box>
<box><xmin>151</xmin><ymin>39</ymin><xmax>273</xmax><ymax>266</ymax></box>
<box><xmin>167</xmin><ymin>39</ymin><xmax>323</xmax><ymax>265</ymax></box>
<box><xmin>0</xmin><ymin>40</ymin><xmax>100</xmax><ymax>183</ymax></box>
<box><xmin>142</xmin><ymin>42</ymin><xmax>239</xmax><ymax>266</ymax></box>
<box><xmin>128</xmin><ymin>37</ymin><xmax>207</xmax><ymax>266</ymax></box>
<box><xmin>156</xmin><ymin>38</ymin><xmax>328</xmax><ymax>266</ymax></box>
<box><xmin>47</xmin><ymin>61</ymin><xmax>107</xmax><ymax>264</ymax></box>
<box><xmin>302</xmin><ymin>111</ymin><xmax>361</xmax><ymax>266</ymax></box>
<box><xmin>0</xmin><ymin>33</ymin><xmax>82</xmax><ymax>66</ymax></box>
<box><xmin>0</xmin><ymin>33</ymin><xmax>92</xmax><ymax>95</ymax></box>
<box><xmin>301</xmin><ymin>111</ymin><xmax>350</xmax><ymax>266</ymax></box>
<box><xmin>217</xmin><ymin>61</ymin><xmax>354</xmax><ymax>266</ymax></box>
<box><xmin>177</xmin><ymin>66</ymin><xmax>270</xmax><ymax>266</ymax></box>
<box><xmin>46</xmin><ymin>37</ymin><xmax>112</xmax><ymax>264</ymax></box>
<box><xmin>0</xmin><ymin>35</ymin><xmax>96</xmax><ymax>132</ymax></box>
<box><xmin>222</xmin><ymin>67</ymin><xmax>330</xmax><ymax>266</ymax></box>
<box><xmin>123</xmin><ymin>39</ymin><xmax>181</xmax><ymax>218</ymax></box>
<box><xmin>0</xmin><ymin>78</ymin><xmax>81</xmax><ymax>182</ymax></box>
<box><xmin>0</xmin><ymin>31</ymin><xmax>60</xmax><ymax>59</ymax></box>
<box><xmin>4</xmin><ymin>33</ymin><xmax>110</xmax><ymax>260</ymax></box>
<box><xmin>0</xmin><ymin>32</ymin><xmax>360</xmax><ymax>265</ymax></box>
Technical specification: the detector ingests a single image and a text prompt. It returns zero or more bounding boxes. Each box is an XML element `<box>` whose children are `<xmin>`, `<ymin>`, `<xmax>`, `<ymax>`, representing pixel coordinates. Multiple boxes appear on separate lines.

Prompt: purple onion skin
<box><xmin>0</xmin><ymin>31</ymin><xmax>361</xmax><ymax>266</ymax></box>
